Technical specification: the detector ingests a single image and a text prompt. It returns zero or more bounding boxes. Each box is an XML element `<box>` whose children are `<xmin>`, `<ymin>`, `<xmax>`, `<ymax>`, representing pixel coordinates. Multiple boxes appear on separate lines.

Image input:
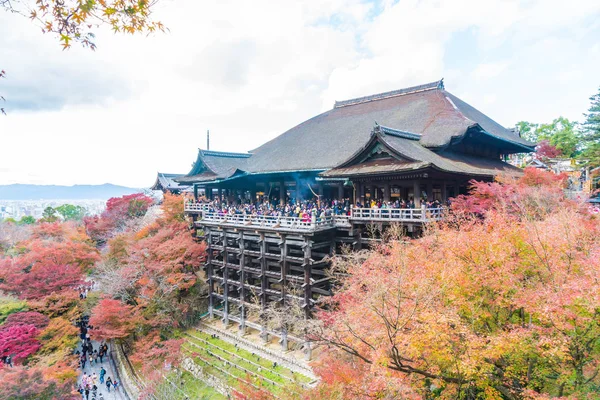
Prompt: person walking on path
<box><xmin>99</xmin><ymin>366</ymin><xmax>106</xmax><ymax>384</ymax></box>
<box><xmin>106</xmin><ymin>376</ymin><xmax>113</xmax><ymax>393</ymax></box>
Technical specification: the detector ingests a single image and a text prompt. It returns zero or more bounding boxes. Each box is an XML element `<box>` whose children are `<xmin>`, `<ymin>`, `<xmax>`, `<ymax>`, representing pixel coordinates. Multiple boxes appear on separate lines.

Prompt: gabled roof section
<box><xmin>322</xmin><ymin>123</ymin><xmax>523</xmax><ymax>178</ymax></box>
<box><xmin>150</xmin><ymin>172</ymin><xmax>187</xmax><ymax>191</ymax></box>
<box><xmin>177</xmin><ymin>149</ymin><xmax>251</xmax><ymax>184</ymax></box>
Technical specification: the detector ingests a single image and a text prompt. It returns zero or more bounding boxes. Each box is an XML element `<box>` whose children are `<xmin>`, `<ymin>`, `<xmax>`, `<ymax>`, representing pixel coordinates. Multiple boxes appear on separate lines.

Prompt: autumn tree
<box><xmin>534</xmin><ymin>140</ymin><xmax>561</xmax><ymax>160</ymax></box>
<box><xmin>88</xmin><ymin>298</ymin><xmax>140</xmax><ymax>340</ymax></box>
<box><xmin>0</xmin><ymin>0</ymin><xmax>164</xmax><ymax>50</ymax></box>
<box><xmin>84</xmin><ymin>193</ymin><xmax>154</xmax><ymax>245</ymax></box>
<box><xmin>90</xmin><ymin>193</ymin><xmax>206</xmax><ymax>382</ymax></box>
<box><xmin>0</xmin><ymin>367</ymin><xmax>79</xmax><ymax>399</ymax></box>
<box><xmin>0</xmin><ymin>324</ymin><xmax>41</xmax><ymax>364</ymax></box>
<box><xmin>311</xmin><ymin>169</ymin><xmax>600</xmax><ymax>399</ymax></box>
<box><xmin>2</xmin><ymin>311</ymin><xmax>49</xmax><ymax>330</ymax></box>
<box><xmin>0</xmin><ymin>221</ymin><xmax>98</xmax><ymax>324</ymax></box>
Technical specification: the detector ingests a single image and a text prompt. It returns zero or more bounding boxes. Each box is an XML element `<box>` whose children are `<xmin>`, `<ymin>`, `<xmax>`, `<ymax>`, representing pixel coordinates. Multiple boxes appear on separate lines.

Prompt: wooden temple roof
<box><xmin>177</xmin><ymin>79</ymin><xmax>533</xmax><ymax>184</ymax></box>
<box><xmin>321</xmin><ymin>124</ymin><xmax>523</xmax><ymax>178</ymax></box>
<box><xmin>151</xmin><ymin>172</ymin><xmax>187</xmax><ymax>191</ymax></box>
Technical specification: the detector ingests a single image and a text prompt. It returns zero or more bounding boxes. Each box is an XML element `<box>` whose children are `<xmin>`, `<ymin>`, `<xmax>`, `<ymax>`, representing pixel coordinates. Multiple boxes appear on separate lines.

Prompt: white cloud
<box><xmin>472</xmin><ymin>63</ymin><xmax>509</xmax><ymax>80</ymax></box>
<box><xmin>0</xmin><ymin>0</ymin><xmax>599</xmax><ymax>187</ymax></box>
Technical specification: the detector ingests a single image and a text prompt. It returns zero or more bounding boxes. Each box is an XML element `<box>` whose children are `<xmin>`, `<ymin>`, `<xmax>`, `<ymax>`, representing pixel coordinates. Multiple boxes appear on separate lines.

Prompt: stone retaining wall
<box><xmin>111</xmin><ymin>342</ymin><xmax>144</xmax><ymax>400</ymax></box>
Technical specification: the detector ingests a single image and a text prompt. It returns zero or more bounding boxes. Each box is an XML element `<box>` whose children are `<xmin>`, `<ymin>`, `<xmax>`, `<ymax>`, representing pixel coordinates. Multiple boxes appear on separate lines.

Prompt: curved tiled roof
<box><xmin>179</xmin><ymin>80</ymin><xmax>533</xmax><ymax>183</ymax></box>
<box><xmin>322</xmin><ymin>127</ymin><xmax>523</xmax><ymax>178</ymax></box>
<box><xmin>245</xmin><ymin>80</ymin><xmax>532</xmax><ymax>173</ymax></box>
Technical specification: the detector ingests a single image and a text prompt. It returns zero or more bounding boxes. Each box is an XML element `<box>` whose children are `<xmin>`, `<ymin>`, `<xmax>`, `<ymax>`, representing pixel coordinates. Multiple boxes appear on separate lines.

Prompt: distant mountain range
<box><xmin>0</xmin><ymin>184</ymin><xmax>143</xmax><ymax>200</ymax></box>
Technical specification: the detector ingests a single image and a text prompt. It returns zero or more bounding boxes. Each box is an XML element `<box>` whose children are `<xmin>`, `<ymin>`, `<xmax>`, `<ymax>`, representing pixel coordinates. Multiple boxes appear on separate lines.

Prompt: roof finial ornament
<box><xmin>438</xmin><ymin>78</ymin><xmax>445</xmax><ymax>90</ymax></box>
<box><xmin>372</xmin><ymin>122</ymin><xmax>381</xmax><ymax>136</ymax></box>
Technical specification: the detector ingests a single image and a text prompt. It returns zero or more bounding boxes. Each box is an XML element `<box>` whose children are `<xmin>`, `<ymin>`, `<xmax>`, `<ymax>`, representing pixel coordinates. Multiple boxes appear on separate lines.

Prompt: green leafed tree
<box><xmin>55</xmin><ymin>204</ymin><xmax>86</xmax><ymax>221</ymax></box>
<box><xmin>580</xmin><ymin>86</ymin><xmax>600</xmax><ymax>167</ymax></box>
<box><xmin>516</xmin><ymin>121</ymin><xmax>540</xmax><ymax>143</ymax></box>
<box><xmin>41</xmin><ymin>207</ymin><xmax>59</xmax><ymax>223</ymax></box>
<box><xmin>516</xmin><ymin>117</ymin><xmax>580</xmax><ymax>158</ymax></box>
<box><xmin>18</xmin><ymin>216</ymin><xmax>36</xmax><ymax>225</ymax></box>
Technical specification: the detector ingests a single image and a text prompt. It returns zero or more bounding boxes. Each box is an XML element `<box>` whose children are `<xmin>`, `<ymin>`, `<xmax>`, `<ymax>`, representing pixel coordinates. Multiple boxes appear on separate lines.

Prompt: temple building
<box><xmin>164</xmin><ymin>79</ymin><xmax>534</xmax><ymax>349</ymax></box>
<box><xmin>170</xmin><ymin>79</ymin><xmax>532</xmax><ymax>205</ymax></box>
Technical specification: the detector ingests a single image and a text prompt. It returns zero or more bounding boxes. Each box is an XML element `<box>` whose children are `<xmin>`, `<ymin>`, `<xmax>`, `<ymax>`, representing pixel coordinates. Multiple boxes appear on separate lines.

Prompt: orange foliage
<box><xmin>315</xmin><ymin>174</ymin><xmax>600</xmax><ymax>399</ymax></box>
<box><xmin>89</xmin><ymin>299</ymin><xmax>141</xmax><ymax>340</ymax></box>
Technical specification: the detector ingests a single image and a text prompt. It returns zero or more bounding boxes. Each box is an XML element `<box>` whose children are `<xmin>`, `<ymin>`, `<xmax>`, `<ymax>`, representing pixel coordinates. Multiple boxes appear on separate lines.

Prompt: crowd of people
<box><xmin>75</xmin><ymin>303</ymin><xmax>119</xmax><ymax>399</ymax></box>
<box><xmin>190</xmin><ymin>195</ymin><xmax>447</xmax><ymax>221</ymax></box>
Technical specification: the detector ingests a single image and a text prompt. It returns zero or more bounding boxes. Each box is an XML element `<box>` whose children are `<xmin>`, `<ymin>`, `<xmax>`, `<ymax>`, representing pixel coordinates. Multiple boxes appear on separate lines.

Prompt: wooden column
<box><xmin>303</xmin><ymin>237</ymin><xmax>312</xmax><ymax>319</ymax></box>
<box><xmin>207</xmin><ymin>230</ymin><xmax>214</xmax><ymax>318</ymax></box>
<box><xmin>426</xmin><ymin>182</ymin><xmax>433</xmax><ymax>203</ymax></box>
<box><xmin>279</xmin><ymin>181</ymin><xmax>285</xmax><ymax>206</ymax></box>
<box><xmin>295</xmin><ymin>179</ymin><xmax>302</xmax><ymax>202</ymax></box>
<box><xmin>259</xmin><ymin>233</ymin><xmax>268</xmax><ymax>342</ymax></box>
<box><xmin>217</xmin><ymin>188</ymin><xmax>223</xmax><ymax>202</ymax></box>
<box><xmin>238</xmin><ymin>231</ymin><xmax>246</xmax><ymax>334</ymax></box>
<box><xmin>193</xmin><ymin>184</ymin><xmax>199</xmax><ymax>201</ymax></box>
<box><xmin>442</xmin><ymin>181</ymin><xmax>447</xmax><ymax>202</ymax></box>
<box><xmin>279</xmin><ymin>234</ymin><xmax>288</xmax><ymax>351</ymax></box>
<box><xmin>413</xmin><ymin>180</ymin><xmax>421</xmax><ymax>207</ymax></box>
<box><xmin>279</xmin><ymin>235</ymin><xmax>287</xmax><ymax>306</ymax></box>
<box><xmin>338</xmin><ymin>183</ymin><xmax>344</xmax><ymax>200</ymax></box>
<box><xmin>356</xmin><ymin>182</ymin><xmax>363</xmax><ymax>204</ymax></box>
<box><xmin>222</xmin><ymin>229</ymin><xmax>229</xmax><ymax>326</ymax></box>
<box><xmin>383</xmin><ymin>182</ymin><xmax>391</xmax><ymax>202</ymax></box>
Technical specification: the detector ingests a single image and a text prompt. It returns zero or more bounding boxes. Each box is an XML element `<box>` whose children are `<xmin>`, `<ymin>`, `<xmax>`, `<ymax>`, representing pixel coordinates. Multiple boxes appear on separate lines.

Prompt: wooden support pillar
<box><xmin>217</xmin><ymin>188</ymin><xmax>222</xmax><ymax>202</ymax></box>
<box><xmin>222</xmin><ymin>229</ymin><xmax>229</xmax><ymax>326</ymax></box>
<box><xmin>303</xmin><ymin>237</ymin><xmax>312</xmax><ymax>319</ymax></box>
<box><xmin>295</xmin><ymin>179</ymin><xmax>302</xmax><ymax>203</ymax></box>
<box><xmin>442</xmin><ymin>181</ymin><xmax>447</xmax><ymax>202</ymax></box>
<box><xmin>413</xmin><ymin>180</ymin><xmax>421</xmax><ymax>207</ymax></box>
<box><xmin>426</xmin><ymin>182</ymin><xmax>433</xmax><ymax>203</ymax></box>
<box><xmin>207</xmin><ymin>231</ymin><xmax>214</xmax><ymax>318</ymax></box>
<box><xmin>238</xmin><ymin>231</ymin><xmax>246</xmax><ymax>334</ymax></box>
<box><xmin>279</xmin><ymin>234</ymin><xmax>288</xmax><ymax>351</ymax></box>
<box><xmin>383</xmin><ymin>182</ymin><xmax>391</xmax><ymax>202</ymax></box>
<box><xmin>259</xmin><ymin>233</ymin><xmax>268</xmax><ymax>343</ymax></box>
<box><xmin>356</xmin><ymin>182</ymin><xmax>363</xmax><ymax>205</ymax></box>
<box><xmin>279</xmin><ymin>235</ymin><xmax>287</xmax><ymax>305</ymax></box>
<box><xmin>338</xmin><ymin>183</ymin><xmax>344</xmax><ymax>200</ymax></box>
<box><xmin>279</xmin><ymin>181</ymin><xmax>285</xmax><ymax>206</ymax></box>
<box><xmin>193</xmin><ymin>184</ymin><xmax>199</xmax><ymax>201</ymax></box>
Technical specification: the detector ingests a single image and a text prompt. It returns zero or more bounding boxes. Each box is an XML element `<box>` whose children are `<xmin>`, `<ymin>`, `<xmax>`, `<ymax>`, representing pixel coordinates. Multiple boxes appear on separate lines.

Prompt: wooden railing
<box><xmin>184</xmin><ymin>201</ymin><xmax>210</xmax><ymax>212</ymax></box>
<box><xmin>184</xmin><ymin>202</ymin><xmax>445</xmax><ymax>229</ymax></box>
<box><xmin>350</xmin><ymin>207</ymin><xmax>444</xmax><ymax>222</ymax></box>
<box><xmin>200</xmin><ymin>212</ymin><xmax>331</xmax><ymax>231</ymax></box>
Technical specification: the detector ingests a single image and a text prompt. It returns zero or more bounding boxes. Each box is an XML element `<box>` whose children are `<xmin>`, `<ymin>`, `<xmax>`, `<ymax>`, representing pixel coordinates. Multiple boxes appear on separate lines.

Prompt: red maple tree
<box><xmin>0</xmin><ymin>324</ymin><xmax>40</xmax><ymax>364</ymax></box>
<box><xmin>2</xmin><ymin>311</ymin><xmax>49</xmax><ymax>330</ymax></box>
<box><xmin>88</xmin><ymin>299</ymin><xmax>140</xmax><ymax>340</ymax></box>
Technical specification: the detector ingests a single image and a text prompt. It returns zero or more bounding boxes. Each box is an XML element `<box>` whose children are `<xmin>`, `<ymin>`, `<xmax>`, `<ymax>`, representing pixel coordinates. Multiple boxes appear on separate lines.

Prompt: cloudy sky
<box><xmin>1</xmin><ymin>0</ymin><xmax>599</xmax><ymax>187</ymax></box>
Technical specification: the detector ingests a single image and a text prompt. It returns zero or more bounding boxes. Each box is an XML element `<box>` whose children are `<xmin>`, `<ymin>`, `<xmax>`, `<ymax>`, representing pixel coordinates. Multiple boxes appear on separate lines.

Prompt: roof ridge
<box><xmin>334</xmin><ymin>79</ymin><xmax>444</xmax><ymax>109</ymax></box>
<box><xmin>374</xmin><ymin>124</ymin><xmax>422</xmax><ymax>140</ymax></box>
<box><xmin>200</xmin><ymin>150</ymin><xmax>252</xmax><ymax>158</ymax></box>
